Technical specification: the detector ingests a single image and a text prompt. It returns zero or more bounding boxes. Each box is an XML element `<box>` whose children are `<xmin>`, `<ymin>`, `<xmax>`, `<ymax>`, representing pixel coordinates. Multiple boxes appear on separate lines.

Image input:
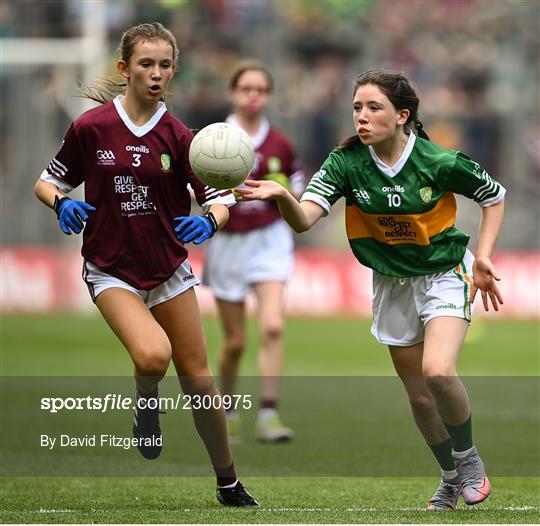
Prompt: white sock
<box><xmin>442</xmin><ymin>468</ymin><xmax>459</xmax><ymax>481</ymax></box>
<box><xmin>217</xmin><ymin>479</ymin><xmax>238</xmax><ymax>489</ymax></box>
<box><xmin>452</xmin><ymin>445</ymin><xmax>475</xmax><ymax>459</ymax></box>
<box><xmin>258</xmin><ymin>408</ymin><xmax>278</xmax><ymax>421</ymax></box>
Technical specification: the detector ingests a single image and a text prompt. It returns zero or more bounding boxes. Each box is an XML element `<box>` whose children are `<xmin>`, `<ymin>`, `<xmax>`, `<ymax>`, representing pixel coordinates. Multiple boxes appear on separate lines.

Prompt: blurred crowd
<box><xmin>2</xmin><ymin>0</ymin><xmax>539</xmax><ymax>248</ymax></box>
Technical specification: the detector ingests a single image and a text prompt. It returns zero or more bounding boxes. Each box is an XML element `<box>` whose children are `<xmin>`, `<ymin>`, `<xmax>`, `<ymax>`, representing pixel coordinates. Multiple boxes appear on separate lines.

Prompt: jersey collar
<box><xmin>368</xmin><ymin>132</ymin><xmax>416</xmax><ymax>178</ymax></box>
<box><xmin>226</xmin><ymin>114</ymin><xmax>269</xmax><ymax>149</ymax></box>
<box><xmin>113</xmin><ymin>95</ymin><xmax>167</xmax><ymax>137</ymax></box>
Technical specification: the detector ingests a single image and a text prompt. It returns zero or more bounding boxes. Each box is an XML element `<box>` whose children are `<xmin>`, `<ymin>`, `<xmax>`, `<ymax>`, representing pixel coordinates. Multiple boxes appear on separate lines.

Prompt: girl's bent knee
<box><xmin>425</xmin><ymin>374</ymin><xmax>457</xmax><ymax>393</ymax></box>
<box><xmin>408</xmin><ymin>393</ymin><xmax>436</xmax><ymax>413</ymax></box>
<box><xmin>134</xmin><ymin>348</ymin><xmax>171</xmax><ymax>376</ymax></box>
<box><xmin>180</xmin><ymin>375</ymin><xmax>216</xmax><ymax>397</ymax></box>
<box><xmin>224</xmin><ymin>339</ymin><xmax>245</xmax><ymax>359</ymax></box>
<box><xmin>261</xmin><ymin>323</ymin><xmax>283</xmax><ymax>342</ymax></box>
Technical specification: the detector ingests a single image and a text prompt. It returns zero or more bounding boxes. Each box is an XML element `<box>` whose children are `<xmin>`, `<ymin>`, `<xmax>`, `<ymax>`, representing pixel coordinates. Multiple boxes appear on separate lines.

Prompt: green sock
<box><xmin>444</xmin><ymin>414</ymin><xmax>473</xmax><ymax>452</ymax></box>
<box><xmin>428</xmin><ymin>437</ymin><xmax>455</xmax><ymax>471</ymax></box>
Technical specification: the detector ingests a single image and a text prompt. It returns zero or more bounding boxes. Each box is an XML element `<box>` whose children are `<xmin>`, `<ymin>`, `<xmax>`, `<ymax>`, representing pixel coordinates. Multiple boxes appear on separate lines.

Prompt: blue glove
<box><xmin>174</xmin><ymin>214</ymin><xmax>217</xmax><ymax>245</ymax></box>
<box><xmin>54</xmin><ymin>196</ymin><xmax>96</xmax><ymax>235</ymax></box>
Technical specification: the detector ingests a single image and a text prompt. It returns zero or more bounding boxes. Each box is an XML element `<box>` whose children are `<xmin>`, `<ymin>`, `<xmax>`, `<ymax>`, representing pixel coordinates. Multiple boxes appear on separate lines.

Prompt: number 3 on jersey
<box><xmin>132</xmin><ymin>153</ymin><xmax>141</xmax><ymax>167</ymax></box>
<box><xmin>387</xmin><ymin>193</ymin><xmax>401</xmax><ymax>207</ymax></box>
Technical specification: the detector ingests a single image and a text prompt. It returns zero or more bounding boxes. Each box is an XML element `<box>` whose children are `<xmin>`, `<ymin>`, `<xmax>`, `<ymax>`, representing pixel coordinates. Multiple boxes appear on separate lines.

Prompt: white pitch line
<box><xmin>37</xmin><ymin>508</ymin><xmax>74</xmax><ymax>513</ymax></box>
<box><xmin>187</xmin><ymin>505</ymin><xmax>540</xmax><ymax>513</ymax></box>
<box><xmin>24</xmin><ymin>505</ymin><xmax>540</xmax><ymax>514</ymax></box>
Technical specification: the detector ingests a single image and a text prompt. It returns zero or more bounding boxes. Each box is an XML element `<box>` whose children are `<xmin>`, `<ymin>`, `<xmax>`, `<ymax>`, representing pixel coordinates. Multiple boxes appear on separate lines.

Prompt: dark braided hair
<box><xmin>339</xmin><ymin>69</ymin><xmax>430</xmax><ymax>149</ymax></box>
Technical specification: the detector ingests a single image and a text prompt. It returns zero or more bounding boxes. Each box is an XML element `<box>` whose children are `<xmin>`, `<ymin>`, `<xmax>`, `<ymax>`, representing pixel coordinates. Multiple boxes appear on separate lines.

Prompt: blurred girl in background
<box><xmin>204</xmin><ymin>62</ymin><xmax>305</xmax><ymax>443</ymax></box>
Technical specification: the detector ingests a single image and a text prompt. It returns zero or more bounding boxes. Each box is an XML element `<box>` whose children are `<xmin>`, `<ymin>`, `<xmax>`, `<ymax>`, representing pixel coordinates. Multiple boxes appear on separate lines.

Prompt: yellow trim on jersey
<box><xmin>346</xmin><ymin>192</ymin><xmax>457</xmax><ymax>246</ymax></box>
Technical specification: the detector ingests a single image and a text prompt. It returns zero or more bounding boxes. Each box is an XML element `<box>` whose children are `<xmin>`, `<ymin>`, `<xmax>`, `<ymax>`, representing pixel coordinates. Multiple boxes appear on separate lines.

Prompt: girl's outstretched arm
<box><xmin>236</xmin><ymin>180</ymin><xmax>325</xmax><ymax>233</ymax></box>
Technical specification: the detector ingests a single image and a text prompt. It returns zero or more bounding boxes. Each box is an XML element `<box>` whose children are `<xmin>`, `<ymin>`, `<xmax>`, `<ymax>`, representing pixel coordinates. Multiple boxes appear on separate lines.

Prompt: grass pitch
<box><xmin>2</xmin><ymin>314</ymin><xmax>538</xmax><ymax>376</ymax></box>
<box><xmin>2</xmin><ymin>477</ymin><xmax>539</xmax><ymax>523</ymax></box>
<box><xmin>1</xmin><ymin>314</ymin><xmax>539</xmax><ymax>523</ymax></box>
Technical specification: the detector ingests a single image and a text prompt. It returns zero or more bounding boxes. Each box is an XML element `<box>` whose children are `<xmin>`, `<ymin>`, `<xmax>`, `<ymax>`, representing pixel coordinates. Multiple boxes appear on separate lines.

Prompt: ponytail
<box><xmin>338</xmin><ymin>134</ymin><xmax>361</xmax><ymax>150</ymax></box>
<box><xmin>79</xmin><ymin>77</ymin><xmax>127</xmax><ymax>105</ymax></box>
<box><xmin>412</xmin><ymin>119</ymin><xmax>430</xmax><ymax>141</ymax></box>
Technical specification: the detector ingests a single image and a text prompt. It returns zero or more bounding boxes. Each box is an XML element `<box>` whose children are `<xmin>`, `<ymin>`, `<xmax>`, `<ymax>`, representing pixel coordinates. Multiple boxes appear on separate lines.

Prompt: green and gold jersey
<box><xmin>301</xmin><ymin>134</ymin><xmax>506</xmax><ymax>277</ymax></box>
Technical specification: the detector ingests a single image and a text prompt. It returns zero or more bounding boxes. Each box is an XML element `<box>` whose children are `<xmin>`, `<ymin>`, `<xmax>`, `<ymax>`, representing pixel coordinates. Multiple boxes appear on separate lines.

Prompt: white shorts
<box><xmin>83</xmin><ymin>259</ymin><xmax>200</xmax><ymax>309</ymax></box>
<box><xmin>371</xmin><ymin>249</ymin><xmax>476</xmax><ymax>347</ymax></box>
<box><xmin>203</xmin><ymin>219</ymin><xmax>294</xmax><ymax>302</ymax></box>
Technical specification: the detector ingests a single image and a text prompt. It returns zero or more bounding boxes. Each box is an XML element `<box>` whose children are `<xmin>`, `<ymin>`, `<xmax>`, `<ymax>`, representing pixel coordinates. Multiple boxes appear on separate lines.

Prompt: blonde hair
<box><xmin>80</xmin><ymin>22</ymin><xmax>179</xmax><ymax>104</ymax></box>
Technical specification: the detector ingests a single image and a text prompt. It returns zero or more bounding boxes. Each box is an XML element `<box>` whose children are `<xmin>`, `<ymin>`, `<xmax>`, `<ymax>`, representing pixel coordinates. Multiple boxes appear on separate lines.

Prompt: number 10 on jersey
<box><xmin>387</xmin><ymin>193</ymin><xmax>401</xmax><ymax>207</ymax></box>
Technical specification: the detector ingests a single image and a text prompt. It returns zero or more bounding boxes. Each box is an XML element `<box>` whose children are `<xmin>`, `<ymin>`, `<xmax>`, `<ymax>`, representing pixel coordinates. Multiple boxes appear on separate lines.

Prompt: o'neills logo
<box><xmin>126</xmin><ymin>145</ymin><xmax>150</xmax><ymax>154</ymax></box>
<box><xmin>382</xmin><ymin>185</ymin><xmax>405</xmax><ymax>193</ymax></box>
<box><xmin>436</xmin><ymin>303</ymin><xmax>457</xmax><ymax>310</ymax></box>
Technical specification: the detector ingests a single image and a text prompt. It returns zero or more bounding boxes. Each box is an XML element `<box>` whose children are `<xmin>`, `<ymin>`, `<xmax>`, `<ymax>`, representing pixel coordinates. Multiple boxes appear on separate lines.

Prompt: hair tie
<box><xmin>415</xmin><ymin>121</ymin><xmax>424</xmax><ymax>131</ymax></box>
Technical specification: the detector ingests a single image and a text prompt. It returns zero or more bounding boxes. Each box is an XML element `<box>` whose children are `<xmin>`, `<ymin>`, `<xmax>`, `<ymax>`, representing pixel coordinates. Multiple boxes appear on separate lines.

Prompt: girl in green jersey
<box><xmin>236</xmin><ymin>69</ymin><xmax>506</xmax><ymax>510</ymax></box>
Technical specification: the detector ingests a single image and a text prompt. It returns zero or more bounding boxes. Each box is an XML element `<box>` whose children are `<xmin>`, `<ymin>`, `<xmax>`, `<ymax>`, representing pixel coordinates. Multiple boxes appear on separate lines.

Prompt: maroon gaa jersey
<box><xmin>41</xmin><ymin>96</ymin><xmax>234</xmax><ymax>290</ymax></box>
<box><xmin>223</xmin><ymin>116</ymin><xmax>305</xmax><ymax>233</ymax></box>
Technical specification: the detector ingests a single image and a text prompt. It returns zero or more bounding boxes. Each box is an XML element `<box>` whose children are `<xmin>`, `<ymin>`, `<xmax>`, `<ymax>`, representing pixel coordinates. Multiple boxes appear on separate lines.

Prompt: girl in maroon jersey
<box><xmin>34</xmin><ymin>22</ymin><xmax>258</xmax><ymax>507</ymax></box>
<box><xmin>203</xmin><ymin>63</ymin><xmax>305</xmax><ymax>443</ymax></box>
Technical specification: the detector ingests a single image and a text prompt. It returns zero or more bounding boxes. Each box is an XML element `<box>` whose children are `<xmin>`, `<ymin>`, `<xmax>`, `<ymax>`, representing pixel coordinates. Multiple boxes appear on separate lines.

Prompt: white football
<box><xmin>189</xmin><ymin>122</ymin><xmax>255</xmax><ymax>189</ymax></box>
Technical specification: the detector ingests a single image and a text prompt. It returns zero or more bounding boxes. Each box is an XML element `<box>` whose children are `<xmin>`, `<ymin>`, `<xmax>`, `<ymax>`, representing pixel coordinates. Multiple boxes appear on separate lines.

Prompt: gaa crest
<box><xmin>419</xmin><ymin>186</ymin><xmax>432</xmax><ymax>203</ymax></box>
<box><xmin>267</xmin><ymin>156</ymin><xmax>282</xmax><ymax>173</ymax></box>
<box><xmin>160</xmin><ymin>153</ymin><xmax>171</xmax><ymax>173</ymax></box>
